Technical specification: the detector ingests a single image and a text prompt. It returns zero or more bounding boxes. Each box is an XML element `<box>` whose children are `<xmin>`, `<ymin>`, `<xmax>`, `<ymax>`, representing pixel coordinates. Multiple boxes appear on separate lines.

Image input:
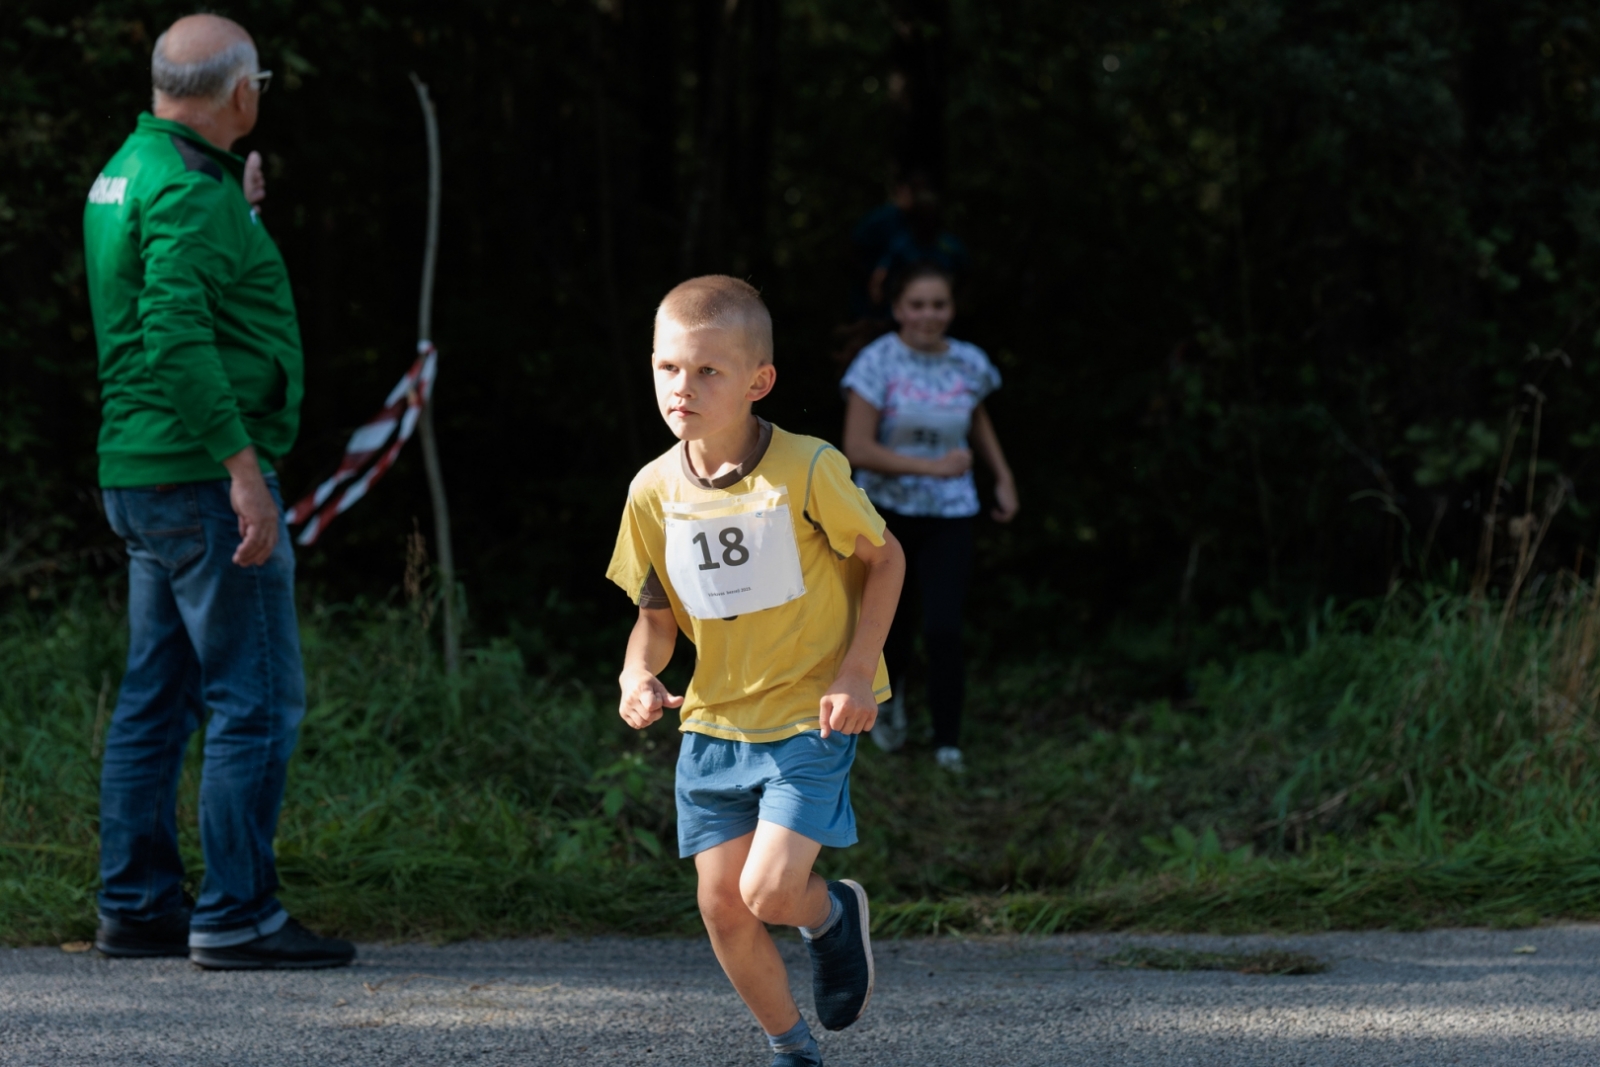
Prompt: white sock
<box><xmin>799</xmin><ymin>891</ymin><xmax>842</xmax><ymax>941</ymax></box>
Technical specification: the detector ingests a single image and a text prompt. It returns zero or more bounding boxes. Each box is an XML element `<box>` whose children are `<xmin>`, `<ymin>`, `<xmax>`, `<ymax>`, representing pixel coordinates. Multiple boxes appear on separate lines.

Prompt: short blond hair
<box><xmin>655</xmin><ymin>275</ymin><xmax>774</xmax><ymax>365</ymax></box>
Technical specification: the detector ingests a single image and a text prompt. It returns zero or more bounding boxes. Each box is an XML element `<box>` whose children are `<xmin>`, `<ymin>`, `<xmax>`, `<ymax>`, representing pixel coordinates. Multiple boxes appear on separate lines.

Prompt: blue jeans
<box><xmin>99</xmin><ymin>477</ymin><xmax>304</xmax><ymax>946</ymax></box>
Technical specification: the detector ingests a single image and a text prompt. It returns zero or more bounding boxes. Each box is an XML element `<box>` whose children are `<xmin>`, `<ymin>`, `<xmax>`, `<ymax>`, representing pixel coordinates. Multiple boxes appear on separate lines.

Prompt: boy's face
<box><xmin>652</xmin><ymin>319</ymin><xmax>776</xmax><ymax>442</ymax></box>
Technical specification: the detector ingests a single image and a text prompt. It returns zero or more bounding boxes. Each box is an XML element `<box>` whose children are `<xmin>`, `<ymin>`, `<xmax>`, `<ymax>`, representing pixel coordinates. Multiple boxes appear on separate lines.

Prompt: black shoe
<box><xmin>770</xmin><ymin>1051</ymin><xmax>824</xmax><ymax>1067</ymax></box>
<box><xmin>189</xmin><ymin>917</ymin><xmax>356</xmax><ymax>971</ymax></box>
<box><xmin>95</xmin><ymin>905</ymin><xmax>192</xmax><ymax>958</ymax></box>
<box><xmin>807</xmin><ymin>879</ymin><xmax>875</xmax><ymax>1031</ymax></box>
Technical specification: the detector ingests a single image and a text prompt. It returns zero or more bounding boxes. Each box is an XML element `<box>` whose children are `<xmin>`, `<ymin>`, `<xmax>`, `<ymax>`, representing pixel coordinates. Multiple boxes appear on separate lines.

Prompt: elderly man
<box><xmin>83</xmin><ymin>14</ymin><xmax>353</xmax><ymax>970</ymax></box>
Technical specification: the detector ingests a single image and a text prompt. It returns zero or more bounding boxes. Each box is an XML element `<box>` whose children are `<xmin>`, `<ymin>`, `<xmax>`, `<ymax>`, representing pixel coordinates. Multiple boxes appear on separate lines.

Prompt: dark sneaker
<box><xmin>95</xmin><ymin>905</ymin><xmax>192</xmax><ymax>958</ymax></box>
<box><xmin>770</xmin><ymin>1051</ymin><xmax>823</xmax><ymax>1067</ymax></box>
<box><xmin>189</xmin><ymin>918</ymin><xmax>355</xmax><ymax>971</ymax></box>
<box><xmin>807</xmin><ymin>879</ymin><xmax>874</xmax><ymax>1031</ymax></box>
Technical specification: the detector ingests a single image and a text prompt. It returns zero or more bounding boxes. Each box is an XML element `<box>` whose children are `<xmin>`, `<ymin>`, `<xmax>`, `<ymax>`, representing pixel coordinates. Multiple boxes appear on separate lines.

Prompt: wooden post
<box><xmin>409</xmin><ymin>73</ymin><xmax>460</xmax><ymax>674</ymax></box>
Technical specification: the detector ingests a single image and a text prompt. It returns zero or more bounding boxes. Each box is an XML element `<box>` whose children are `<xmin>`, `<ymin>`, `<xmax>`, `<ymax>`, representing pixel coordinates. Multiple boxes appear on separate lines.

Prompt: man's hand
<box><xmin>243</xmin><ymin>150</ymin><xmax>266</xmax><ymax>207</ymax></box>
<box><xmin>620</xmin><ymin>670</ymin><xmax>683</xmax><ymax>730</ymax></box>
<box><xmin>819</xmin><ymin>669</ymin><xmax>879</xmax><ymax>739</ymax></box>
<box><xmin>925</xmin><ymin>447</ymin><xmax>973</xmax><ymax>478</ymax></box>
<box><xmin>221</xmin><ymin>446</ymin><xmax>279</xmax><ymax>566</ymax></box>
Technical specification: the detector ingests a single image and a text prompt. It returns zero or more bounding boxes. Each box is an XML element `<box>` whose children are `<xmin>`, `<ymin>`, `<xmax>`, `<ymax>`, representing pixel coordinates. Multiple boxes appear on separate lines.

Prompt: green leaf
<box><xmin>631</xmin><ymin>827</ymin><xmax>663</xmax><ymax>858</ymax></box>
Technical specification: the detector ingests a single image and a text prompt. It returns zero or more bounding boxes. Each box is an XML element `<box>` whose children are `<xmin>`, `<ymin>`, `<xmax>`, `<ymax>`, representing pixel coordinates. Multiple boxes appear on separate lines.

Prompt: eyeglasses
<box><xmin>244</xmin><ymin>70</ymin><xmax>273</xmax><ymax>96</ymax></box>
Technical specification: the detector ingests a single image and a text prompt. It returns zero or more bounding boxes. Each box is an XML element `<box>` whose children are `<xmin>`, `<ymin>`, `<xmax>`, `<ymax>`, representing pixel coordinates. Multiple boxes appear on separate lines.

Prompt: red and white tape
<box><xmin>288</xmin><ymin>340</ymin><xmax>438</xmax><ymax>546</ymax></box>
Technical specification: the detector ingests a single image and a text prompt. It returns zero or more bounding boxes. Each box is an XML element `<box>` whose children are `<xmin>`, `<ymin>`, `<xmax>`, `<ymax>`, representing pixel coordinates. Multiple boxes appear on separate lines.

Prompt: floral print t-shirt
<box><xmin>841</xmin><ymin>332</ymin><xmax>1001</xmax><ymax>518</ymax></box>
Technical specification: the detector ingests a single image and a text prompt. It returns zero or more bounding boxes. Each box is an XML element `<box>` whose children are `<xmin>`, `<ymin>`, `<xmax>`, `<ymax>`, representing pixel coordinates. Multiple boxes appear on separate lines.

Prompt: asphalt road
<box><xmin>3</xmin><ymin>925</ymin><xmax>1598</xmax><ymax>1065</ymax></box>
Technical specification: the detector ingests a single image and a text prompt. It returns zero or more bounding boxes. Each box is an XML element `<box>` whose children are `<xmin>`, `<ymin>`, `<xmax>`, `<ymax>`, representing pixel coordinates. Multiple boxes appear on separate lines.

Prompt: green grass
<box><xmin>4</xmin><ymin>581</ymin><xmax>1600</xmax><ymax>945</ymax></box>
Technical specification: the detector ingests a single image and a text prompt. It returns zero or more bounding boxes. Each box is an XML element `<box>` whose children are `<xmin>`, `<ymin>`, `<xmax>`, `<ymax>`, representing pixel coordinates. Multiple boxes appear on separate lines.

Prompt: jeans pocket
<box><xmin>102</xmin><ymin>490</ymin><xmax>130</xmax><ymax>542</ymax></box>
<box><xmin>120</xmin><ymin>487</ymin><xmax>207</xmax><ymax>570</ymax></box>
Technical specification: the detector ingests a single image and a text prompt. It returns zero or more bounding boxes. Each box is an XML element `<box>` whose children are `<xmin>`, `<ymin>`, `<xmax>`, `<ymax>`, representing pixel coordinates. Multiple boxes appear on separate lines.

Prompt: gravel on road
<box><xmin>3</xmin><ymin>925</ymin><xmax>1598</xmax><ymax>1065</ymax></box>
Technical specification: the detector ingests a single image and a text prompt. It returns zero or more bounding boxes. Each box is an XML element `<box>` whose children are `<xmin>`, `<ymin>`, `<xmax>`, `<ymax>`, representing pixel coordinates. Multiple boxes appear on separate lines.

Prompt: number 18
<box><xmin>693</xmin><ymin>527</ymin><xmax>750</xmax><ymax>570</ymax></box>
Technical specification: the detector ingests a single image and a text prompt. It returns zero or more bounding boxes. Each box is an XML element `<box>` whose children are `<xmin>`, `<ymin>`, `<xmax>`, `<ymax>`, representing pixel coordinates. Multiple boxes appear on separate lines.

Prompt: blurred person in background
<box><xmin>83</xmin><ymin>13</ymin><xmax>353</xmax><ymax>970</ymax></box>
<box><xmin>866</xmin><ymin>184</ymin><xmax>969</xmax><ymax>311</ymax></box>
<box><xmin>840</xmin><ymin>264</ymin><xmax>1017</xmax><ymax>772</ymax></box>
<box><xmin>835</xmin><ymin>173</ymin><xmax>966</xmax><ymax>375</ymax></box>
<box><xmin>848</xmin><ymin>171</ymin><xmax>917</xmax><ymax>322</ymax></box>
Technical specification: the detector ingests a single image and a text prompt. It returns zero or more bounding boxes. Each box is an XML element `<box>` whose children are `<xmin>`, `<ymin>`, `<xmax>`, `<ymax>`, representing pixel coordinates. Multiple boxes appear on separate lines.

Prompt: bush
<box><xmin>4</xmin><ymin>579</ymin><xmax>1600</xmax><ymax>944</ymax></box>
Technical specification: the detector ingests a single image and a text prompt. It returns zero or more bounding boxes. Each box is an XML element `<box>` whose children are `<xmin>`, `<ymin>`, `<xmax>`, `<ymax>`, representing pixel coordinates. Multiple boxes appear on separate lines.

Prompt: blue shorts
<box><xmin>675</xmin><ymin>730</ymin><xmax>858</xmax><ymax>858</ymax></box>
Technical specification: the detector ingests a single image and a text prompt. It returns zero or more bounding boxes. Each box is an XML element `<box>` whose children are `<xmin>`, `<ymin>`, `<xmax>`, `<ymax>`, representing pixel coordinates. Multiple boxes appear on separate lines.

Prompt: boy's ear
<box><xmin>746</xmin><ymin>362</ymin><xmax>777</xmax><ymax>402</ymax></box>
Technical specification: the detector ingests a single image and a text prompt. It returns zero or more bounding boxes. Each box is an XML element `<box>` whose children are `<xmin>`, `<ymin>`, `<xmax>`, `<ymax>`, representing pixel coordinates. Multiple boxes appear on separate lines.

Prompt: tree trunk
<box><xmin>593</xmin><ymin>9</ymin><xmax>643</xmax><ymax>466</ymax></box>
<box><xmin>885</xmin><ymin>0</ymin><xmax>950</xmax><ymax>188</ymax></box>
<box><xmin>679</xmin><ymin>0</ymin><xmax>742</xmax><ymax>273</ymax></box>
<box><xmin>631</xmin><ymin>0</ymin><xmax>680</xmax><ymax>232</ymax></box>
<box><xmin>736</xmin><ymin>0</ymin><xmax>779</xmax><ymax>275</ymax></box>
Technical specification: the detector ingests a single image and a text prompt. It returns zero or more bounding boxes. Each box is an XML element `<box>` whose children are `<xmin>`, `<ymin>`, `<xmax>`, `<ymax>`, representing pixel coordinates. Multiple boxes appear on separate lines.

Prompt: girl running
<box><xmin>840</xmin><ymin>264</ymin><xmax>1018</xmax><ymax>771</ymax></box>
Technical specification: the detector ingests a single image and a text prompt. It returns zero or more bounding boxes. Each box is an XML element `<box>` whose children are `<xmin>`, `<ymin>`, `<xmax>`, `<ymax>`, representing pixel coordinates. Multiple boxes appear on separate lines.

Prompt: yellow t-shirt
<box><xmin>607</xmin><ymin>423</ymin><xmax>892</xmax><ymax>742</ymax></box>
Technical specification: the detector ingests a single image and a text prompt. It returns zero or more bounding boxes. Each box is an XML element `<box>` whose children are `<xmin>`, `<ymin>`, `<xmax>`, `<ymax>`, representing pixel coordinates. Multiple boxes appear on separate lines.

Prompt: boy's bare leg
<box><xmin>694</xmin><ymin>822</ymin><xmax>832</xmax><ymax>1034</ymax></box>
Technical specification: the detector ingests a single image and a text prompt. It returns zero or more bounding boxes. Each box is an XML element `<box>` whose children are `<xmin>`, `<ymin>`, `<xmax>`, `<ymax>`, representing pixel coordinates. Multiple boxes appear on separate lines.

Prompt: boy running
<box><xmin>608</xmin><ymin>276</ymin><xmax>905</xmax><ymax>1067</ymax></box>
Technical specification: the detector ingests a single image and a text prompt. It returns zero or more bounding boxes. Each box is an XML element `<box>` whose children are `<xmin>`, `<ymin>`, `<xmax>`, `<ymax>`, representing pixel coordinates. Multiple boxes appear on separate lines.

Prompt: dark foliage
<box><xmin>3</xmin><ymin>2</ymin><xmax>1599</xmax><ymax>681</ymax></box>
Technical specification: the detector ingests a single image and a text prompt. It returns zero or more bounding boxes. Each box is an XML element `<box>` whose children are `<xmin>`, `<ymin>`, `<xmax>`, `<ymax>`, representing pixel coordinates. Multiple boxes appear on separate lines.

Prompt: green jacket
<box><xmin>84</xmin><ymin>113</ymin><xmax>304</xmax><ymax>487</ymax></box>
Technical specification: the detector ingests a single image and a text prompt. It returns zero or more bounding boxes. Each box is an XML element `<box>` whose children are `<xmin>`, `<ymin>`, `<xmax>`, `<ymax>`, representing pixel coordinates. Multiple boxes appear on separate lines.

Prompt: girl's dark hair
<box><xmin>889</xmin><ymin>262</ymin><xmax>956</xmax><ymax>304</ymax></box>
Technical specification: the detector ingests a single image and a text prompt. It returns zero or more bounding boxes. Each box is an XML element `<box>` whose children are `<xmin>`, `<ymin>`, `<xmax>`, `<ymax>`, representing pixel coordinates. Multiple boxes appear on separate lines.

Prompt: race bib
<box><xmin>663</xmin><ymin>488</ymin><xmax>806</xmax><ymax>619</ymax></box>
<box><xmin>886</xmin><ymin>407</ymin><xmax>972</xmax><ymax>456</ymax></box>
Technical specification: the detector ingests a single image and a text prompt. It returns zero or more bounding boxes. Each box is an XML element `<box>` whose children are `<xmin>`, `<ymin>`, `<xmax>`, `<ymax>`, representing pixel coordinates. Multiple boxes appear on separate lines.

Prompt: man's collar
<box><xmin>136</xmin><ymin>112</ymin><xmax>246</xmax><ymax>181</ymax></box>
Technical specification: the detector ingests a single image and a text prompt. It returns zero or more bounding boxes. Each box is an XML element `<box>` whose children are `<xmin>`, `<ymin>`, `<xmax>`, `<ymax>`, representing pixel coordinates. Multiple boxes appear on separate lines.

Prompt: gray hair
<box><xmin>151</xmin><ymin>33</ymin><xmax>257</xmax><ymax>104</ymax></box>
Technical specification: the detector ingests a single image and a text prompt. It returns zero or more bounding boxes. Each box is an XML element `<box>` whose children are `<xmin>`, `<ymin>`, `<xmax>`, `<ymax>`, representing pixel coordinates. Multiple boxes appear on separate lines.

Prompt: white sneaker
<box><xmin>935</xmin><ymin>746</ymin><xmax>965</xmax><ymax>773</ymax></box>
<box><xmin>870</xmin><ymin>684</ymin><xmax>907</xmax><ymax>753</ymax></box>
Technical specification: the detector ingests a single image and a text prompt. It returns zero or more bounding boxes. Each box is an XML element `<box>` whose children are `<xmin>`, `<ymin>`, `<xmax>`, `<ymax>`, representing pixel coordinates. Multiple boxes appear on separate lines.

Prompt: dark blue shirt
<box><xmin>877</xmin><ymin>229</ymin><xmax>970</xmax><ymax>282</ymax></box>
<box><xmin>849</xmin><ymin>202</ymin><xmax>910</xmax><ymax>317</ymax></box>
